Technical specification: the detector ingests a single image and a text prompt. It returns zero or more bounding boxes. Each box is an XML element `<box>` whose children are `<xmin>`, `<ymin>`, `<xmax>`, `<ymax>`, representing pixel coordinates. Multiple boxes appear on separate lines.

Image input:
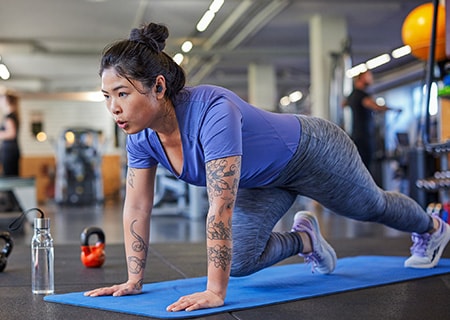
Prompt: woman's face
<box><xmin>101</xmin><ymin>68</ymin><xmax>164</xmax><ymax>134</ymax></box>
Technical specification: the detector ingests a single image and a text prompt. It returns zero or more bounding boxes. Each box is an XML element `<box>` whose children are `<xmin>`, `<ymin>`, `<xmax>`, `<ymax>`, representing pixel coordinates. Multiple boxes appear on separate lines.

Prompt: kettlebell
<box><xmin>80</xmin><ymin>226</ymin><xmax>105</xmax><ymax>268</ymax></box>
<box><xmin>0</xmin><ymin>231</ymin><xmax>14</xmax><ymax>272</ymax></box>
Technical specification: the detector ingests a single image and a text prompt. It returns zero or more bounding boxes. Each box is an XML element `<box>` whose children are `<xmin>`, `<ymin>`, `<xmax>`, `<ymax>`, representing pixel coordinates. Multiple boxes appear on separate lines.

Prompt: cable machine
<box><xmin>54</xmin><ymin>127</ymin><xmax>104</xmax><ymax>205</ymax></box>
<box><xmin>408</xmin><ymin>0</ymin><xmax>450</xmax><ymax>218</ymax></box>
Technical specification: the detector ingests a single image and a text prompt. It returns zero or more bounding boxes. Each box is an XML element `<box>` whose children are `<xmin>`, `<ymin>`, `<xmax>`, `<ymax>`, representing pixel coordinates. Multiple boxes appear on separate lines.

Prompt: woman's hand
<box><xmin>166</xmin><ymin>289</ymin><xmax>224</xmax><ymax>312</ymax></box>
<box><xmin>84</xmin><ymin>281</ymin><xmax>143</xmax><ymax>297</ymax></box>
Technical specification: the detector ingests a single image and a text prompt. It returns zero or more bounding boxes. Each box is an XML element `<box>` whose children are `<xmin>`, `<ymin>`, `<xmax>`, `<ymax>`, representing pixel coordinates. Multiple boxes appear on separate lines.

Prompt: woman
<box><xmin>85</xmin><ymin>23</ymin><xmax>450</xmax><ymax>312</ymax></box>
<box><xmin>0</xmin><ymin>88</ymin><xmax>21</xmax><ymax>176</ymax></box>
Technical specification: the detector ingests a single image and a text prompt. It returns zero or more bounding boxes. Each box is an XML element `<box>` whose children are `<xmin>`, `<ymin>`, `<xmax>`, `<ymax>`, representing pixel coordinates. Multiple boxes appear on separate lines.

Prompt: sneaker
<box><xmin>404</xmin><ymin>215</ymin><xmax>450</xmax><ymax>269</ymax></box>
<box><xmin>291</xmin><ymin>211</ymin><xmax>337</xmax><ymax>274</ymax></box>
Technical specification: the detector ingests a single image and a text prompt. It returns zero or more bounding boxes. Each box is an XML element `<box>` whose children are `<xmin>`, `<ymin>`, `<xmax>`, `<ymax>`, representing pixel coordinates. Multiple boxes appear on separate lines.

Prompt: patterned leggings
<box><xmin>230</xmin><ymin>115</ymin><xmax>432</xmax><ymax>277</ymax></box>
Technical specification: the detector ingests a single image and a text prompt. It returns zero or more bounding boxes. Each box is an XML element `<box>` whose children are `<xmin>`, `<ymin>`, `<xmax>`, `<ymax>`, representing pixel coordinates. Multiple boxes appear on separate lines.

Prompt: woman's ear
<box><xmin>154</xmin><ymin>75</ymin><xmax>166</xmax><ymax>96</ymax></box>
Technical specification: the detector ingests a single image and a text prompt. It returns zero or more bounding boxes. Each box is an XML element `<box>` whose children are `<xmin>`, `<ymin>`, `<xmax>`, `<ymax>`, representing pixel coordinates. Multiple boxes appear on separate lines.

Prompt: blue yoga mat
<box><xmin>45</xmin><ymin>256</ymin><xmax>450</xmax><ymax>319</ymax></box>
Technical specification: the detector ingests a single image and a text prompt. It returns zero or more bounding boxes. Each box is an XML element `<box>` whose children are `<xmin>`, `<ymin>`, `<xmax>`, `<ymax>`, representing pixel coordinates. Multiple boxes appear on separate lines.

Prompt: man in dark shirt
<box><xmin>345</xmin><ymin>71</ymin><xmax>396</xmax><ymax>172</ymax></box>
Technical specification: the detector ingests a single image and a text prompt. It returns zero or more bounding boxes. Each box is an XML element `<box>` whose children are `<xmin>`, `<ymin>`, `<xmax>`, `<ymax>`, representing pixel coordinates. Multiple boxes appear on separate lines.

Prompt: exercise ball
<box><xmin>402</xmin><ymin>2</ymin><xmax>447</xmax><ymax>62</ymax></box>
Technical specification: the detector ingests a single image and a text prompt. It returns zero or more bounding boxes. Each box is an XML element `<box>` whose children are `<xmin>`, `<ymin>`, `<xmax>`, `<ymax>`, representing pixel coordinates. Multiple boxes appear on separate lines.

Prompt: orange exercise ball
<box><xmin>402</xmin><ymin>2</ymin><xmax>447</xmax><ymax>62</ymax></box>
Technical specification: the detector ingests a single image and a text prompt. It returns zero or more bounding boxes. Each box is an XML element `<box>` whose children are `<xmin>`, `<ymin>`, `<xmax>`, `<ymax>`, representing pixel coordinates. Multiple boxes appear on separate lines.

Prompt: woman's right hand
<box><xmin>84</xmin><ymin>281</ymin><xmax>143</xmax><ymax>297</ymax></box>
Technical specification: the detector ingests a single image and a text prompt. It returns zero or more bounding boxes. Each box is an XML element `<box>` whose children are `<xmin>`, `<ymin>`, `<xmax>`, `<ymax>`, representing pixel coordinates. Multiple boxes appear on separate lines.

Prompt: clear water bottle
<box><xmin>31</xmin><ymin>217</ymin><xmax>54</xmax><ymax>294</ymax></box>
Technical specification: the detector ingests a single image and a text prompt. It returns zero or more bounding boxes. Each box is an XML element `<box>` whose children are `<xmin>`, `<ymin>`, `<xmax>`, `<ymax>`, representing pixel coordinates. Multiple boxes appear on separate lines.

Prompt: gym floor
<box><xmin>1</xmin><ymin>196</ymin><xmax>450</xmax><ymax>320</ymax></box>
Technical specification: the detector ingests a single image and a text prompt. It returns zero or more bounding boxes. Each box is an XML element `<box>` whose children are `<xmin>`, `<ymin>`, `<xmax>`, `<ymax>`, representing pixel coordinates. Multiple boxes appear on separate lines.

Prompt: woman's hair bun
<box><xmin>129</xmin><ymin>22</ymin><xmax>169</xmax><ymax>53</ymax></box>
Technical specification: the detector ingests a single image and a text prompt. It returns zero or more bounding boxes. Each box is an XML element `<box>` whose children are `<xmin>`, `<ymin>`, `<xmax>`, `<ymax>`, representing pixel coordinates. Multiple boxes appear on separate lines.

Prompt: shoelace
<box><xmin>410</xmin><ymin>232</ymin><xmax>431</xmax><ymax>257</ymax></box>
<box><xmin>303</xmin><ymin>252</ymin><xmax>321</xmax><ymax>273</ymax></box>
<box><xmin>294</xmin><ymin>219</ymin><xmax>324</xmax><ymax>273</ymax></box>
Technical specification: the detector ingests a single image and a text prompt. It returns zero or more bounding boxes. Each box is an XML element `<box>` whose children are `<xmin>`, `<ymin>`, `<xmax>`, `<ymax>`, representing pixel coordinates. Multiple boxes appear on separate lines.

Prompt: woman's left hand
<box><xmin>166</xmin><ymin>289</ymin><xmax>224</xmax><ymax>312</ymax></box>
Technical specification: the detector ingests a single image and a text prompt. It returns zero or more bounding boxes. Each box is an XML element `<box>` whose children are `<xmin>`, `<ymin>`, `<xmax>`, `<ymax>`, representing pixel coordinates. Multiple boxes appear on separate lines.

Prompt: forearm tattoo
<box><xmin>208</xmin><ymin>244</ymin><xmax>232</xmax><ymax>271</ymax></box>
<box><xmin>127</xmin><ymin>168</ymin><xmax>136</xmax><ymax>189</ymax></box>
<box><xmin>207</xmin><ymin>215</ymin><xmax>232</xmax><ymax>240</ymax></box>
<box><xmin>133</xmin><ymin>279</ymin><xmax>144</xmax><ymax>291</ymax></box>
<box><xmin>127</xmin><ymin>220</ymin><xmax>148</xmax><ymax>275</ymax></box>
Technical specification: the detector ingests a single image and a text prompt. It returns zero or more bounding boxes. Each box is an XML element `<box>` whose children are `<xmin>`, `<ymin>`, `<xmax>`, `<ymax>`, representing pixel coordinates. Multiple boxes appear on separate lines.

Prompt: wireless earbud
<box><xmin>156</xmin><ymin>85</ymin><xmax>163</xmax><ymax>93</ymax></box>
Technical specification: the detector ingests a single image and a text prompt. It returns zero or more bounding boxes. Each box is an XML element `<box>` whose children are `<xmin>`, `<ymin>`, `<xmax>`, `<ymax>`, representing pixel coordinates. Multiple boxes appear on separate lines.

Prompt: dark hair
<box><xmin>99</xmin><ymin>22</ymin><xmax>186</xmax><ymax>101</ymax></box>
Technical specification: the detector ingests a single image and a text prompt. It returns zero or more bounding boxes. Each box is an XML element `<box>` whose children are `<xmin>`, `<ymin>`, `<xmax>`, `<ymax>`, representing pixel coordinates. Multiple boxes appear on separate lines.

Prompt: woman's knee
<box><xmin>230</xmin><ymin>259</ymin><xmax>254</xmax><ymax>277</ymax></box>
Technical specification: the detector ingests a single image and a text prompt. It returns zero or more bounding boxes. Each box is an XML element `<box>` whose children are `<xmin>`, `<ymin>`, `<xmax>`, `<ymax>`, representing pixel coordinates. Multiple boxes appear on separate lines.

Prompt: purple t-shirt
<box><xmin>126</xmin><ymin>85</ymin><xmax>301</xmax><ymax>188</ymax></box>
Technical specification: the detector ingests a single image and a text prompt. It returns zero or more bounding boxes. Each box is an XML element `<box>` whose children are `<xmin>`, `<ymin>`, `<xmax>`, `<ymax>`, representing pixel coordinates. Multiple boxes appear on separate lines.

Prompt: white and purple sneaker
<box><xmin>291</xmin><ymin>211</ymin><xmax>337</xmax><ymax>274</ymax></box>
<box><xmin>405</xmin><ymin>215</ymin><xmax>450</xmax><ymax>269</ymax></box>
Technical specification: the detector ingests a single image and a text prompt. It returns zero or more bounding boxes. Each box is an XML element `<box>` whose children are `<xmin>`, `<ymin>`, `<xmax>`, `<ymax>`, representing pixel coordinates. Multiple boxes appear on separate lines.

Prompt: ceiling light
<box><xmin>392</xmin><ymin>45</ymin><xmax>411</xmax><ymax>59</ymax></box>
<box><xmin>209</xmin><ymin>0</ymin><xmax>224</xmax><ymax>13</ymax></box>
<box><xmin>280</xmin><ymin>96</ymin><xmax>290</xmax><ymax>106</ymax></box>
<box><xmin>289</xmin><ymin>90</ymin><xmax>303</xmax><ymax>103</ymax></box>
<box><xmin>366</xmin><ymin>54</ymin><xmax>391</xmax><ymax>70</ymax></box>
<box><xmin>173</xmin><ymin>53</ymin><xmax>184</xmax><ymax>65</ymax></box>
<box><xmin>196</xmin><ymin>0</ymin><xmax>225</xmax><ymax>32</ymax></box>
<box><xmin>181</xmin><ymin>41</ymin><xmax>193</xmax><ymax>53</ymax></box>
<box><xmin>36</xmin><ymin>132</ymin><xmax>48</xmax><ymax>142</ymax></box>
<box><xmin>375</xmin><ymin>97</ymin><xmax>386</xmax><ymax>106</ymax></box>
<box><xmin>346</xmin><ymin>63</ymin><xmax>367</xmax><ymax>78</ymax></box>
<box><xmin>197</xmin><ymin>10</ymin><xmax>215</xmax><ymax>32</ymax></box>
<box><xmin>0</xmin><ymin>64</ymin><xmax>10</xmax><ymax>80</ymax></box>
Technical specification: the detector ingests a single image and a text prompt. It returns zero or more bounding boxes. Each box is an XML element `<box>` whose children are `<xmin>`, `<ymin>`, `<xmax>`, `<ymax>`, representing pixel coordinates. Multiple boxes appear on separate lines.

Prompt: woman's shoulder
<box><xmin>184</xmin><ymin>85</ymin><xmax>236</xmax><ymax>100</ymax></box>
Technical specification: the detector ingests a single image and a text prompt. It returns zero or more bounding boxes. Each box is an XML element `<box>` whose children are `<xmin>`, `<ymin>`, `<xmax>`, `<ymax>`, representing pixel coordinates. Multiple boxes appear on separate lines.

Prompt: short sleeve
<box><xmin>199</xmin><ymin>97</ymin><xmax>243</xmax><ymax>162</ymax></box>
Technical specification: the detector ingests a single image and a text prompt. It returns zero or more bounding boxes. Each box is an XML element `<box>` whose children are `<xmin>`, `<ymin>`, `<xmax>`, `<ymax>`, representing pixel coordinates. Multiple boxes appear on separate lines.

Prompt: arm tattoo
<box><xmin>127</xmin><ymin>168</ymin><xmax>136</xmax><ymax>189</ymax></box>
<box><xmin>206</xmin><ymin>159</ymin><xmax>239</xmax><ymax>197</ymax></box>
<box><xmin>207</xmin><ymin>215</ymin><xmax>231</xmax><ymax>240</ymax></box>
<box><xmin>206</xmin><ymin>158</ymin><xmax>241</xmax><ymax>213</ymax></box>
<box><xmin>128</xmin><ymin>256</ymin><xmax>146</xmax><ymax>274</ymax></box>
<box><xmin>207</xmin><ymin>244</ymin><xmax>232</xmax><ymax>271</ymax></box>
<box><xmin>205</xmin><ymin>157</ymin><xmax>238</xmax><ymax>273</ymax></box>
<box><xmin>127</xmin><ymin>220</ymin><xmax>148</xmax><ymax>274</ymax></box>
<box><xmin>130</xmin><ymin>220</ymin><xmax>148</xmax><ymax>253</ymax></box>
<box><xmin>133</xmin><ymin>279</ymin><xmax>144</xmax><ymax>290</ymax></box>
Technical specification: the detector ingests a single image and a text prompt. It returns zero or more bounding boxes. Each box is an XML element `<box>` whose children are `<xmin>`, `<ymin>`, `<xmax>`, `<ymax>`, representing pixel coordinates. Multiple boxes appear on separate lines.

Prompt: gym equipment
<box><xmin>404</xmin><ymin>0</ymin><xmax>450</xmax><ymax>208</ymax></box>
<box><xmin>0</xmin><ymin>178</ymin><xmax>37</xmax><ymax>233</ymax></box>
<box><xmin>153</xmin><ymin>165</ymin><xmax>187</xmax><ymax>209</ymax></box>
<box><xmin>426</xmin><ymin>202</ymin><xmax>449</xmax><ymax>223</ymax></box>
<box><xmin>402</xmin><ymin>2</ymin><xmax>447</xmax><ymax>62</ymax></box>
<box><xmin>329</xmin><ymin>38</ymin><xmax>352</xmax><ymax>130</ymax></box>
<box><xmin>0</xmin><ymin>231</ymin><xmax>13</xmax><ymax>272</ymax></box>
<box><xmin>80</xmin><ymin>226</ymin><xmax>105</xmax><ymax>268</ymax></box>
<box><xmin>54</xmin><ymin>128</ymin><xmax>103</xmax><ymax>205</ymax></box>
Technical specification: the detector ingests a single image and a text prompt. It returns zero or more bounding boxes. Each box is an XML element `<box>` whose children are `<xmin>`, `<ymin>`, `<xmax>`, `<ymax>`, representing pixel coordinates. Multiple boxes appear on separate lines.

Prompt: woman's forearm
<box><xmin>204</xmin><ymin>156</ymin><xmax>241</xmax><ymax>299</ymax></box>
<box><xmin>122</xmin><ymin>167</ymin><xmax>156</xmax><ymax>289</ymax></box>
<box><xmin>124</xmin><ymin>216</ymin><xmax>149</xmax><ymax>289</ymax></box>
<box><xmin>205</xmin><ymin>212</ymin><xmax>232</xmax><ymax>298</ymax></box>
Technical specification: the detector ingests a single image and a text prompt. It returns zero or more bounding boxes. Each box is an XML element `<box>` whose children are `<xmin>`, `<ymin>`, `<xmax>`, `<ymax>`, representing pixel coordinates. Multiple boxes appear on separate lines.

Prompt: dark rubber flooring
<box><xmin>1</xmin><ymin>200</ymin><xmax>449</xmax><ymax>320</ymax></box>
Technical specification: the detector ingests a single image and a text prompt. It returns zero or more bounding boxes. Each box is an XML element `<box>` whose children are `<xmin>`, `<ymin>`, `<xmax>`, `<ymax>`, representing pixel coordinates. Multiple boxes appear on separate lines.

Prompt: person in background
<box><xmin>85</xmin><ymin>22</ymin><xmax>450</xmax><ymax>313</ymax></box>
<box><xmin>0</xmin><ymin>88</ymin><xmax>21</xmax><ymax>176</ymax></box>
<box><xmin>344</xmin><ymin>70</ymin><xmax>399</xmax><ymax>172</ymax></box>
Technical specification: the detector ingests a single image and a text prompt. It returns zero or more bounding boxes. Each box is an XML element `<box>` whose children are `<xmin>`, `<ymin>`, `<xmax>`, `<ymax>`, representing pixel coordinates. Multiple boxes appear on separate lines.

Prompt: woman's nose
<box><xmin>109</xmin><ymin>100</ymin><xmax>121</xmax><ymax>115</ymax></box>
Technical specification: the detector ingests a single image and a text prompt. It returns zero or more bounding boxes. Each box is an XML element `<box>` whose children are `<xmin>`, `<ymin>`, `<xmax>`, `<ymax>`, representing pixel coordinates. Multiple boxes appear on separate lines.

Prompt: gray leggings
<box><xmin>230</xmin><ymin>115</ymin><xmax>433</xmax><ymax>277</ymax></box>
